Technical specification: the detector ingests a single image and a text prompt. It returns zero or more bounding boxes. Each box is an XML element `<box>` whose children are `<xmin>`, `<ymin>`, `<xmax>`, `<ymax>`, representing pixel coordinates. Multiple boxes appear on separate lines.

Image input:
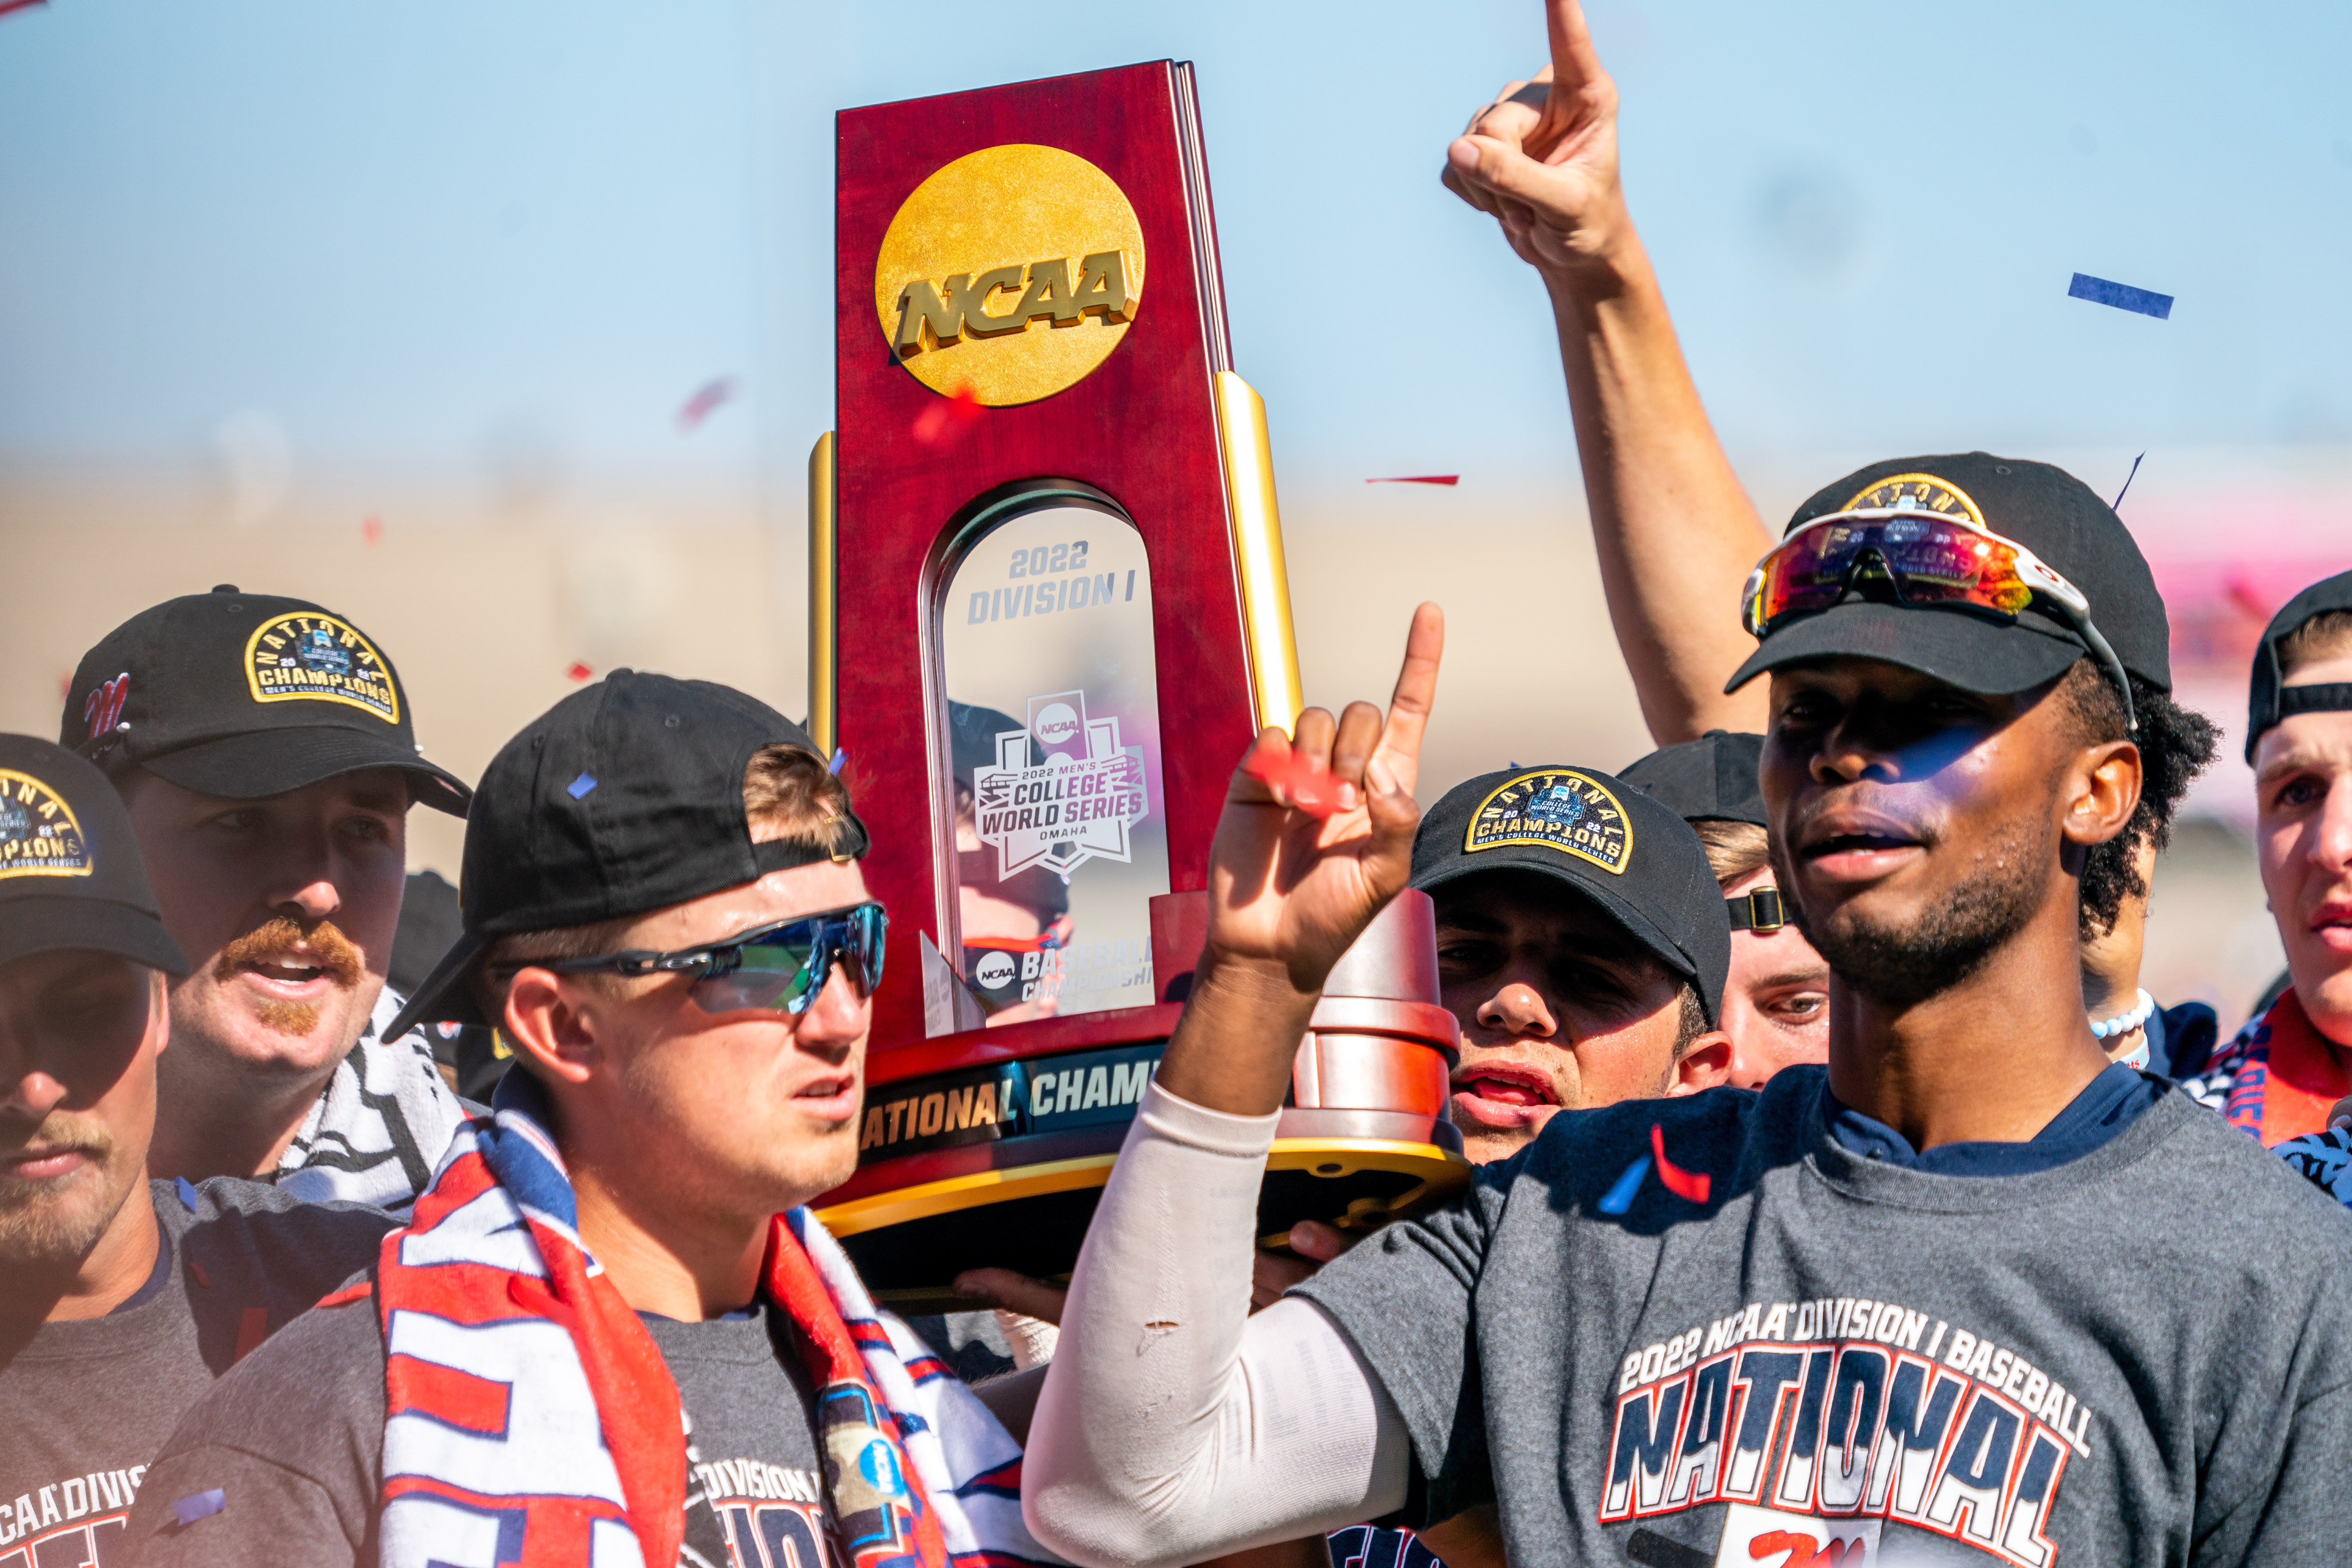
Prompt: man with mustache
<box><xmin>125</xmin><ymin>674</ymin><xmax>1051</xmax><ymax>1568</ymax></box>
<box><xmin>1022</xmin><ymin>468</ymin><xmax>2352</xmax><ymax>1566</ymax></box>
<box><xmin>62</xmin><ymin>587</ymin><xmax>474</xmax><ymax>1208</ymax></box>
<box><xmin>0</xmin><ymin>734</ymin><xmax>393</xmax><ymax>1564</ymax></box>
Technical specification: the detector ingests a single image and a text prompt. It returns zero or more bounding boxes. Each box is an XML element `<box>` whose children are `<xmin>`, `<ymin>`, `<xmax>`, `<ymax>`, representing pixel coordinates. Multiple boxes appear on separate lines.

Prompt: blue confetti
<box><xmin>827</xmin><ymin>749</ymin><xmax>846</xmax><ymax>776</ymax></box>
<box><xmin>175</xmin><ymin>1176</ymin><xmax>200</xmax><ymax>1212</ymax></box>
<box><xmin>566</xmin><ymin>773</ymin><xmax>597</xmax><ymax>799</ymax></box>
<box><xmin>1597</xmin><ymin>1156</ymin><xmax>1651</xmax><ymax>1216</ymax></box>
<box><xmin>170</xmin><ymin>1490</ymin><xmax>226</xmax><ymax>1527</ymax></box>
<box><xmin>2068</xmin><ymin>272</ymin><xmax>2172</xmax><ymax>320</ymax></box>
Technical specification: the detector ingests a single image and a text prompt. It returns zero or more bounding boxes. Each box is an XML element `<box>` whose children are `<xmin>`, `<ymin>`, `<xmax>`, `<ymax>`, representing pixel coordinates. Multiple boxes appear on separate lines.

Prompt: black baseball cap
<box><xmin>2245</xmin><ymin>569</ymin><xmax>2352</xmax><ymax>762</ymax></box>
<box><xmin>0</xmin><ymin>734</ymin><xmax>189</xmax><ymax>976</ymax></box>
<box><xmin>62</xmin><ymin>586</ymin><xmax>469</xmax><ymax>816</ymax></box>
<box><xmin>1726</xmin><ymin>454</ymin><xmax>2171</xmax><ymax>705</ymax></box>
<box><xmin>383</xmin><ymin>671</ymin><xmax>871</xmax><ymax>1036</ymax></box>
<box><xmin>1411</xmin><ymin>764</ymin><xmax>1730</xmax><ymax>1024</ymax></box>
<box><xmin>1619</xmin><ymin>731</ymin><xmax>1766</xmax><ymax>828</ymax></box>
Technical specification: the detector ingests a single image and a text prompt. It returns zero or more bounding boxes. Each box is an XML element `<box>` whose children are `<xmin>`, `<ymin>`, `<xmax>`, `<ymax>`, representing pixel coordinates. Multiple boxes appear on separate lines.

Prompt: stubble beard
<box><xmin>0</xmin><ymin>1119</ymin><xmax>134</xmax><ymax>1273</ymax></box>
<box><xmin>1782</xmin><ymin>814</ymin><xmax>2052</xmax><ymax>1009</ymax></box>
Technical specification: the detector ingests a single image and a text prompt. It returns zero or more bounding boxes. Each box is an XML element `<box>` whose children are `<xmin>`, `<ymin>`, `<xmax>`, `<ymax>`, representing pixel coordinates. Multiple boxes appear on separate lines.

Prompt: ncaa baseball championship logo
<box><xmin>1467</xmin><ymin>769</ymin><xmax>1632</xmax><ymax>875</ymax></box>
<box><xmin>0</xmin><ymin>771</ymin><xmax>91</xmax><ymax>880</ymax></box>
<box><xmin>243</xmin><ymin>612</ymin><xmax>400</xmax><ymax>723</ymax></box>
<box><xmin>1841</xmin><ymin>472</ymin><xmax>1985</xmax><ymax>526</ymax></box>
<box><xmin>875</xmin><ymin>143</ymin><xmax>1145</xmax><ymax>407</ymax></box>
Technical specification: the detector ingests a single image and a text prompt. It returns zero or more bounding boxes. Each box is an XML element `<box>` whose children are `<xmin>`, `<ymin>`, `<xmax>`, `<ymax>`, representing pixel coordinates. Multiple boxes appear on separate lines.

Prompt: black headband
<box><xmin>750</xmin><ymin>808</ymin><xmax>871</xmax><ymax>871</ymax></box>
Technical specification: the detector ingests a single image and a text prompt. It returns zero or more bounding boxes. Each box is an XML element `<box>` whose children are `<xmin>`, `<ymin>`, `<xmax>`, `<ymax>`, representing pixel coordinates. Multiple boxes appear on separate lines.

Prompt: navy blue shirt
<box><xmin>1825</xmin><ymin>1061</ymin><xmax>2166</xmax><ymax>1176</ymax></box>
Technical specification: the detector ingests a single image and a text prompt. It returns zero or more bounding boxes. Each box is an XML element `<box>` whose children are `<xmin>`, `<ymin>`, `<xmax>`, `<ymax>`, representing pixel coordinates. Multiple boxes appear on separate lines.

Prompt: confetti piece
<box><xmin>1597</xmin><ymin>1156</ymin><xmax>1650</xmax><ymax>1215</ymax></box>
<box><xmin>1240</xmin><ymin>749</ymin><xmax>1347</xmax><ymax>818</ymax></box>
<box><xmin>232</xmin><ymin>1306</ymin><xmax>268</xmax><ymax>1363</ymax></box>
<box><xmin>566</xmin><ymin>773</ymin><xmax>598</xmax><ymax>799</ymax></box>
<box><xmin>2110</xmin><ymin>452</ymin><xmax>2144</xmax><ymax>511</ymax></box>
<box><xmin>190</xmin><ymin>1261</ymin><xmax>211</xmax><ymax>1288</ymax></box>
<box><xmin>171</xmin><ymin>1490</ymin><xmax>226</xmax><ymax>1528</ymax></box>
<box><xmin>362</xmin><ymin>515</ymin><xmax>383</xmax><ymax>545</ymax></box>
<box><xmin>1650</xmin><ymin>1122</ymin><xmax>1710</xmax><ymax>1204</ymax></box>
<box><xmin>0</xmin><ymin>0</ymin><xmax>48</xmax><ymax>16</ymax></box>
<box><xmin>2067</xmin><ymin>272</ymin><xmax>2172</xmax><ymax>320</ymax></box>
<box><xmin>566</xmin><ymin>662</ymin><xmax>593</xmax><ymax>682</ymax></box>
<box><xmin>1366</xmin><ymin>475</ymin><xmax>1460</xmax><ymax>486</ymax></box>
<box><xmin>827</xmin><ymin>749</ymin><xmax>846</xmax><ymax>775</ymax></box>
<box><xmin>913</xmin><ymin>385</ymin><xmax>983</xmax><ymax>447</ymax></box>
<box><xmin>176</xmin><ymin>1176</ymin><xmax>200</xmax><ymax>1212</ymax></box>
<box><xmin>677</xmin><ymin>376</ymin><xmax>740</xmax><ymax>432</ymax></box>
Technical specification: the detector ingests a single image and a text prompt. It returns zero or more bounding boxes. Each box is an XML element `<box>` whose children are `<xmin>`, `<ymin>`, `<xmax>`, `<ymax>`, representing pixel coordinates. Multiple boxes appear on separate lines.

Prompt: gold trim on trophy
<box><xmin>1214</xmin><ymin>370</ymin><xmax>1305</xmax><ymax>735</ymax></box>
<box><xmin>808</xmin><ymin>431</ymin><xmax>838</xmax><ymax>757</ymax></box>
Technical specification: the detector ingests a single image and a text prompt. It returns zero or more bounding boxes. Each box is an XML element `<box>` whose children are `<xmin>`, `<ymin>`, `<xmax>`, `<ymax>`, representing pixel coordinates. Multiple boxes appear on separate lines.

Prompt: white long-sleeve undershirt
<box><xmin>1021</xmin><ymin>1081</ymin><xmax>1411</xmax><ymax>1568</ymax></box>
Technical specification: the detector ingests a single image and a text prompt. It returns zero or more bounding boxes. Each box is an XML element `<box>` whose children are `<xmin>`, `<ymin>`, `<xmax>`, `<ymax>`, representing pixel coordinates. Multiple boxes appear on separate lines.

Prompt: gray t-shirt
<box><xmin>124</xmin><ymin>1285</ymin><xmax>829</xmax><ymax>1568</ymax></box>
<box><xmin>1293</xmin><ymin>1067</ymin><xmax>2352</xmax><ymax>1566</ymax></box>
<box><xmin>0</xmin><ymin>1179</ymin><xmax>394</xmax><ymax>1564</ymax></box>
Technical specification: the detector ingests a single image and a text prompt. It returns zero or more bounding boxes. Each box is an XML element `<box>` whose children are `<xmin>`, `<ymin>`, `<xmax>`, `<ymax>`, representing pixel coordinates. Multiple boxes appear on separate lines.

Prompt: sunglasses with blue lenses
<box><xmin>532</xmin><ymin>901</ymin><xmax>887</xmax><ymax>1016</ymax></box>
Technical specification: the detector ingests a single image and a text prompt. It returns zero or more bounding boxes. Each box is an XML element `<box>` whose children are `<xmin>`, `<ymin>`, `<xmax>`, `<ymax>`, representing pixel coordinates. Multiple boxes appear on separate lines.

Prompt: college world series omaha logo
<box><xmin>971</xmin><ymin>690</ymin><xmax>1146</xmax><ymax>882</ymax></box>
<box><xmin>242</xmin><ymin>613</ymin><xmax>400</xmax><ymax>723</ymax></box>
<box><xmin>1465</xmin><ymin>768</ymin><xmax>1632</xmax><ymax>875</ymax></box>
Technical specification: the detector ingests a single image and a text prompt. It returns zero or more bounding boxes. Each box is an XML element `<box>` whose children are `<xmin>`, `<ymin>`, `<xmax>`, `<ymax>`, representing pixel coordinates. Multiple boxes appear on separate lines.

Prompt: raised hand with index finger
<box><xmin>1153</xmin><ymin>604</ymin><xmax>1443</xmax><ymax>1120</ymax></box>
<box><xmin>1441</xmin><ymin>0</ymin><xmax>1629</xmax><ymax>281</ymax></box>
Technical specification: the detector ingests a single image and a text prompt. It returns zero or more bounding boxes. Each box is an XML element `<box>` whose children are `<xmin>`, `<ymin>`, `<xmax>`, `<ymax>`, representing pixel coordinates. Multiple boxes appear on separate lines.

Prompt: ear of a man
<box><xmin>1669</xmin><ymin>1031</ymin><xmax>1734</xmax><ymax>1096</ymax></box>
<box><xmin>500</xmin><ymin>969</ymin><xmax>602</xmax><ymax>1086</ymax></box>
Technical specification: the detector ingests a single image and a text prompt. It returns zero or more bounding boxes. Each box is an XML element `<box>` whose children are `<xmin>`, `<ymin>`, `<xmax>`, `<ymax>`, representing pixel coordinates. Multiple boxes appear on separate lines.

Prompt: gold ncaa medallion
<box><xmin>874</xmin><ymin>144</ymin><xmax>1145</xmax><ymax>408</ymax></box>
<box><xmin>242</xmin><ymin>613</ymin><xmax>401</xmax><ymax>724</ymax></box>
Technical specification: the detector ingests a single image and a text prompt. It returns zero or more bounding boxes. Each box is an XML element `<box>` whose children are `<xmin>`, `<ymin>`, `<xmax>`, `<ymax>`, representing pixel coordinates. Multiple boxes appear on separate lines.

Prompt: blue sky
<box><xmin>4</xmin><ymin>0</ymin><xmax>2349</xmax><ymax>498</ymax></box>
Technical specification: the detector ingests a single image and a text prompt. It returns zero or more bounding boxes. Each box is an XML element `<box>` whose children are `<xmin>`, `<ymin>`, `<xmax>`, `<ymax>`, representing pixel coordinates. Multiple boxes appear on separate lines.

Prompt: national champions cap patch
<box><xmin>0</xmin><ymin>769</ymin><xmax>91</xmax><ymax>879</ymax></box>
<box><xmin>243</xmin><ymin>612</ymin><xmax>401</xmax><ymax>723</ymax></box>
<box><xmin>1841</xmin><ymin>472</ymin><xmax>1985</xmax><ymax>525</ymax></box>
<box><xmin>1465</xmin><ymin>768</ymin><xmax>1632</xmax><ymax>875</ymax></box>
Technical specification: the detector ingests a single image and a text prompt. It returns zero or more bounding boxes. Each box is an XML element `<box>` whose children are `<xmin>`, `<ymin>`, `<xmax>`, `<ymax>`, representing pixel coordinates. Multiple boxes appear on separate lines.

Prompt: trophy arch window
<box><xmin>925</xmin><ymin>480</ymin><xmax>1171</xmax><ymax>1030</ymax></box>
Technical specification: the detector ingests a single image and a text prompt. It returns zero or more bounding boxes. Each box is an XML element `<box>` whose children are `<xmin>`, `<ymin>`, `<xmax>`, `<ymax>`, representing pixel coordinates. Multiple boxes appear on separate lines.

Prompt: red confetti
<box><xmin>1650</xmin><ymin>1123</ymin><xmax>1710</xmax><ymax>1204</ymax></box>
<box><xmin>1241</xmin><ymin>749</ymin><xmax>1347</xmax><ymax>819</ymax></box>
<box><xmin>566</xmin><ymin>662</ymin><xmax>593</xmax><ymax>682</ymax></box>
<box><xmin>362</xmin><ymin>515</ymin><xmax>383</xmax><ymax>545</ymax></box>
<box><xmin>189</xmin><ymin>1261</ymin><xmax>212</xmax><ymax>1289</ymax></box>
<box><xmin>913</xmin><ymin>385</ymin><xmax>984</xmax><ymax>447</ymax></box>
<box><xmin>1366</xmin><ymin>475</ymin><xmax>1459</xmax><ymax>486</ymax></box>
<box><xmin>677</xmin><ymin>376</ymin><xmax>739</xmax><ymax>432</ymax></box>
<box><xmin>0</xmin><ymin>1</ymin><xmax>48</xmax><ymax>17</ymax></box>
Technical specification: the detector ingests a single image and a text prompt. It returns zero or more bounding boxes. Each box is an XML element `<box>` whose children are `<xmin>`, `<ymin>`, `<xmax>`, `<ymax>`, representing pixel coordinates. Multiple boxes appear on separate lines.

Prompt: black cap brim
<box><xmin>1726</xmin><ymin>603</ymin><xmax>2084</xmax><ymax>697</ymax></box>
<box><xmin>1410</xmin><ymin>854</ymin><xmax>1713</xmax><ymax>1019</ymax></box>
<box><xmin>380</xmin><ymin>928</ymin><xmax>490</xmax><ymax>1042</ymax></box>
<box><xmin>141</xmin><ymin>728</ymin><xmax>471</xmax><ymax>817</ymax></box>
<box><xmin>0</xmin><ymin>896</ymin><xmax>190</xmax><ymax>976</ymax></box>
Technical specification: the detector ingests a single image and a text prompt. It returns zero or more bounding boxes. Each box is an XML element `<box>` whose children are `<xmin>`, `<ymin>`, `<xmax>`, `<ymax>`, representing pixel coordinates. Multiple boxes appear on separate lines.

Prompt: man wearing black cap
<box><xmin>1623</xmin><ymin>731</ymin><xmax>1831</xmax><ymax>1088</ymax></box>
<box><xmin>2184</xmin><ymin>570</ymin><xmax>2352</xmax><ymax>1146</ymax></box>
<box><xmin>1441</xmin><ymin>0</ymin><xmax>2221</xmax><ymax>1080</ymax></box>
<box><xmin>1025</xmin><ymin>478</ymin><xmax>2352</xmax><ymax>1562</ymax></box>
<box><xmin>128</xmin><ymin>673</ymin><xmax>1051</xmax><ymax>1568</ymax></box>
<box><xmin>1411</xmin><ymin>764</ymin><xmax>1731</xmax><ymax>1163</ymax></box>
<box><xmin>62</xmin><ymin>588</ymin><xmax>474</xmax><ymax>1209</ymax></box>
<box><xmin>0</xmin><ymin>735</ymin><xmax>394</xmax><ymax>1563</ymax></box>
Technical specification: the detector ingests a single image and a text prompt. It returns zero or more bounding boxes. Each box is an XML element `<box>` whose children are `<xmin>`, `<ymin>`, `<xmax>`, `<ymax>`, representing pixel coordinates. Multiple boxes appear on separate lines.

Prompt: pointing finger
<box><xmin>1372</xmin><ymin>604</ymin><xmax>1443</xmax><ymax>801</ymax></box>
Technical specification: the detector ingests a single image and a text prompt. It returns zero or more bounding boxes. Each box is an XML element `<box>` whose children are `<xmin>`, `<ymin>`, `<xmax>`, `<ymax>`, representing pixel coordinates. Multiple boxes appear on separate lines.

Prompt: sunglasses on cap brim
<box><xmin>1740</xmin><ymin>507</ymin><xmax>2136</xmax><ymax>730</ymax></box>
<box><xmin>524</xmin><ymin>901</ymin><xmax>887</xmax><ymax>1016</ymax></box>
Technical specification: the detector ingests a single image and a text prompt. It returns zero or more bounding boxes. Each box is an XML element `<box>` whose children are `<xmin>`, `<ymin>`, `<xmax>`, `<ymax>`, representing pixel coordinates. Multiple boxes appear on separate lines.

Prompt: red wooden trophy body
<box><xmin>809</xmin><ymin>62</ymin><xmax>1465</xmax><ymax>1308</ymax></box>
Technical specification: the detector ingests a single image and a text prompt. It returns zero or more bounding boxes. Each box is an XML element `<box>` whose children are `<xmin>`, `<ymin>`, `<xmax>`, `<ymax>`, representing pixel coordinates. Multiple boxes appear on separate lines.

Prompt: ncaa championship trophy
<box><xmin>809</xmin><ymin>61</ymin><xmax>1468</xmax><ymax>1308</ymax></box>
